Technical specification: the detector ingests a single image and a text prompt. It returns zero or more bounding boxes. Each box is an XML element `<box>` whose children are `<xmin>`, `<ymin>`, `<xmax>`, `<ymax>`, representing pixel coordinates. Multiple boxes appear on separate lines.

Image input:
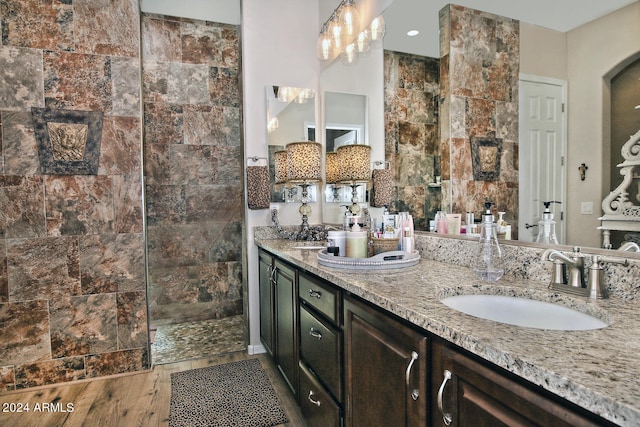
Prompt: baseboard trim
<box><xmin>247</xmin><ymin>344</ymin><xmax>266</xmax><ymax>355</ymax></box>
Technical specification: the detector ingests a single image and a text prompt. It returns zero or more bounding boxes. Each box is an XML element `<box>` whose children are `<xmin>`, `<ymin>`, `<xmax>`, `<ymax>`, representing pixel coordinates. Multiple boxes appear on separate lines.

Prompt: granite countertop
<box><xmin>256</xmin><ymin>239</ymin><xmax>640</xmax><ymax>426</ymax></box>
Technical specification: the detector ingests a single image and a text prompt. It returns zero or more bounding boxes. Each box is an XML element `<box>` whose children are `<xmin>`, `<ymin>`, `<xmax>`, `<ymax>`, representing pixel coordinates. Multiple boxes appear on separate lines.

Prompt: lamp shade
<box><xmin>274</xmin><ymin>150</ymin><xmax>288</xmax><ymax>183</ymax></box>
<box><xmin>326</xmin><ymin>152</ymin><xmax>340</xmax><ymax>184</ymax></box>
<box><xmin>337</xmin><ymin>144</ymin><xmax>371</xmax><ymax>182</ymax></box>
<box><xmin>286</xmin><ymin>141</ymin><xmax>322</xmax><ymax>182</ymax></box>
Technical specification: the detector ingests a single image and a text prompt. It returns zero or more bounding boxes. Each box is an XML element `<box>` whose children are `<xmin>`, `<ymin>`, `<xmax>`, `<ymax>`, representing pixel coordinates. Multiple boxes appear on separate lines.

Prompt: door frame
<box><xmin>518</xmin><ymin>74</ymin><xmax>568</xmax><ymax>244</ymax></box>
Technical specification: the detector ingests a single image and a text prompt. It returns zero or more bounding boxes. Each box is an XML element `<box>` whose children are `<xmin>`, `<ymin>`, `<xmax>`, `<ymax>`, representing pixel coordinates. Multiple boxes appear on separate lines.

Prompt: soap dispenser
<box><xmin>536</xmin><ymin>201</ymin><xmax>561</xmax><ymax>244</ymax></box>
<box><xmin>473</xmin><ymin>201</ymin><xmax>504</xmax><ymax>282</ymax></box>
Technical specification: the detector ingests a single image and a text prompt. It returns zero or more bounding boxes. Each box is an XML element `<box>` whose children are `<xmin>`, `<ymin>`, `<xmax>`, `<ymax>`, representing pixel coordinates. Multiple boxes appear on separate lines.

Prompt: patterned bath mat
<box><xmin>169</xmin><ymin>358</ymin><xmax>288</xmax><ymax>427</ymax></box>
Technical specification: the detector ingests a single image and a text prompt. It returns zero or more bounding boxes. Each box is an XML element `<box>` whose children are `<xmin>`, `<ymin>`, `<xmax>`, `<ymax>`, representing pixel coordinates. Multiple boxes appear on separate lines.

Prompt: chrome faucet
<box><xmin>541</xmin><ymin>246</ymin><xmax>586</xmax><ymax>290</ymax></box>
<box><xmin>619</xmin><ymin>241</ymin><xmax>640</xmax><ymax>252</ymax></box>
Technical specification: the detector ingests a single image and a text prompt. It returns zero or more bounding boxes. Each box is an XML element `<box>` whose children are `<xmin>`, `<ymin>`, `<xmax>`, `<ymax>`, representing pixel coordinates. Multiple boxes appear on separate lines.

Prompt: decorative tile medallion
<box><xmin>471</xmin><ymin>137</ymin><xmax>503</xmax><ymax>181</ymax></box>
<box><xmin>31</xmin><ymin>108</ymin><xmax>103</xmax><ymax>175</ymax></box>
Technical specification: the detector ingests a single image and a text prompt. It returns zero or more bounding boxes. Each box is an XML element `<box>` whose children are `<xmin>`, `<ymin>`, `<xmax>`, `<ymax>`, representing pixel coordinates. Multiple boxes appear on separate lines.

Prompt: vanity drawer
<box><xmin>299</xmin><ymin>272</ymin><xmax>341</xmax><ymax>324</ymax></box>
<box><xmin>300</xmin><ymin>304</ymin><xmax>342</xmax><ymax>402</ymax></box>
<box><xmin>299</xmin><ymin>361</ymin><xmax>341</xmax><ymax>427</ymax></box>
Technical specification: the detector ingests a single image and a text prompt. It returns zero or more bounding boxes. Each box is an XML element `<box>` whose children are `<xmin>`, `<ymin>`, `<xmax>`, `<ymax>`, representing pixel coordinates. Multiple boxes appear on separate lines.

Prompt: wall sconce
<box><xmin>286</xmin><ymin>141</ymin><xmax>322</xmax><ymax>230</ymax></box>
<box><xmin>337</xmin><ymin>144</ymin><xmax>371</xmax><ymax>215</ymax></box>
<box><xmin>317</xmin><ymin>0</ymin><xmax>386</xmax><ymax>64</ymax></box>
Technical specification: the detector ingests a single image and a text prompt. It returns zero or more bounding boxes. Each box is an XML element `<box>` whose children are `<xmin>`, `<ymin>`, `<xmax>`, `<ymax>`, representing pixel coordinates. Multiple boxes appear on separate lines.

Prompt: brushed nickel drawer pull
<box><xmin>405</xmin><ymin>351</ymin><xmax>419</xmax><ymax>401</ymax></box>
<box><xmin>437</xmin><ymin>369</ymin><xmax>453</xmax><ymax>426</ymax></box>
<box><xmin>309</xmin><ymin>289</ymin><xmax>322</xmax><ymax>299</ymax></box>
<box><xmin>309</xmin><ymin>328</ymin><xmax>323</xmax><ymax>340</ymax></box>
<box><xmin>308</xmin><ymin>390</ymin><xmax>321</xmax><ymax>407</ymax></box>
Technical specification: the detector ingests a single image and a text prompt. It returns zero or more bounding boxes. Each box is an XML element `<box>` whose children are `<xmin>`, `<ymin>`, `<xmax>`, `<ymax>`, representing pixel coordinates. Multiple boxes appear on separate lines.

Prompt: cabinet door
<box><xmin>258</xmin><ymin>250</ymin><xmax>275</xmax><ymax>356</ymax></box>
<box><xmin>274</xmin><ymin>259</ymin><xmax>298</xmax><ymax>397</ymax></box>
<box><xmin>344</xmin><ymin>296</ymin><xmax>428</xmax><ymax>427</ymax></box>
<box><xmin>431</xmin><ymin>340</ymin><xmax>612</xmax><ymax>427</ymax></box>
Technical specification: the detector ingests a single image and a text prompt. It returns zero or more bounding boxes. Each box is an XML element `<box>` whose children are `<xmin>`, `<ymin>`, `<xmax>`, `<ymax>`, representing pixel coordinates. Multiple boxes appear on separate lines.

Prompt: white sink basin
<box><xmin>440</xmin><ymin>294</ymin><xmax>608</xmax><ymax>331</ymax></box>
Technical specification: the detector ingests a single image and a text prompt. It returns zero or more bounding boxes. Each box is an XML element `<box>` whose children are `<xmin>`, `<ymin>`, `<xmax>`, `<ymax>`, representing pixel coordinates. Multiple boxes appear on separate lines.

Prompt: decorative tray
<box><xmin>317</xmin><ymin>249</ymin><xmax>420</xmax><ymax>270</ymax></box>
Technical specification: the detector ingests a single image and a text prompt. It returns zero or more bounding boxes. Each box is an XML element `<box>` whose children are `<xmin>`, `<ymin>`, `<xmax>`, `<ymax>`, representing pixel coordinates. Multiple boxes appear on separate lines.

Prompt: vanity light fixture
<box><xmin>317</xmin><ymin>0</ymin><xmax>385</xmax><ymax>63</ymax></box>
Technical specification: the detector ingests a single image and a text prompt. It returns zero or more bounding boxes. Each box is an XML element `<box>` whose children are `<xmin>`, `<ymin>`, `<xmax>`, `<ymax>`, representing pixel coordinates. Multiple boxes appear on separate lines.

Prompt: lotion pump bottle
<box><xmin>535</xmin><ymin>201</ymin><xmax>560</xmax><ymax>244</ymax></box>
<box><xmin>473</xmin><ymin>202</ymin><xmax>504</xmax><ymax>282</ymax></box>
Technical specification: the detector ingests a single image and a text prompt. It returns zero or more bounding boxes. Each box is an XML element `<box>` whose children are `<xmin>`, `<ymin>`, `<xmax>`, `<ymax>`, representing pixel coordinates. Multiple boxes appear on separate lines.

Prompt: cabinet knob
<box><xmin>309</xmin><ymin>289</ymin><xmax>322</xmax><ymax>299</ymax></box>
<box><xmin>308</xmin><ymin>390</ymin><xmax>321</xmax><ymax>407</ymax></box>
<box><xmin>437</xmin><ymin>369</ymin><xmax>453</xmax><ymax>426</ymax></box>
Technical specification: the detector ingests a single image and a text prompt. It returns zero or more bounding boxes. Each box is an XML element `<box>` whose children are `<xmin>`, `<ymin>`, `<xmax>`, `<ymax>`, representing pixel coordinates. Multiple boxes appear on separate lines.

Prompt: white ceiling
<box><xmin>382</xmin><ymin>0</ymin><xmax>639</xmax><ymax>57</ymax></box>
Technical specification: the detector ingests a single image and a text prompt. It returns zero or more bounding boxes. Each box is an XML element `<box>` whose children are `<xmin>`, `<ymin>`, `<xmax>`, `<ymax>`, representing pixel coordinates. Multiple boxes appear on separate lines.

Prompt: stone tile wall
<box><xmin>0</xmin><ymin>0</ymin><xmax>147</xmax><ymax>390</ymax></box>
<box><xmin>141</xmin><ymin>14</ymin><xmax>243</xmax><ymax>326</ymax></box>
<box><xmin>384</xmin><ymin>50</ymin><xmax>440</xmax><ymax>230</ymax></box>
<box><xmin>439</xmin><ymin>5</ymin><xmax>520</xmax><ymax>231</ymax></box>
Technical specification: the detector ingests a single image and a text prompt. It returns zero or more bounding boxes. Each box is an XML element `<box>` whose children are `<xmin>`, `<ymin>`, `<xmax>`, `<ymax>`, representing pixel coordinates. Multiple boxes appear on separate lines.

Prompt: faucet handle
<box><xmin>588</xmin><ymin>255</ymin><xmax>628</xmax><ymax>299</ymax></box>
<box><xmin>595</xmin><ymin>255</ymin><xmax>629</xmax><ymax>267</ymax></box>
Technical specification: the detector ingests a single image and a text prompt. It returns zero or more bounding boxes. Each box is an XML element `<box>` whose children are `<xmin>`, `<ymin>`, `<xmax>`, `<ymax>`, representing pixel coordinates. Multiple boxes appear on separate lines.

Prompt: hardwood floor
<box><xmin>0</xmin><ymin>352</ymin><xmax>308</xmax><ymax>427</ymax></box>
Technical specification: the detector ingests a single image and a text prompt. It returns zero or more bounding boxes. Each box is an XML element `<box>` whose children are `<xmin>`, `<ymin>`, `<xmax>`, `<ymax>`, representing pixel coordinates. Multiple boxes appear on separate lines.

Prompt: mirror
<box><xmin>319</xmin><ymin>0</ymin><xmax>639</xmax><ymax>249</ymax></box>
<box><xmin>266</xmin><ymin>85</ymin><xmax>318</xmax><ymax>204</ymax></box>
<box><xmin>323</xmin><ymin>92</ymin><xmax>368</xmax><ymax>204</ymax></box>
<box><xmin>319</xmin><ymin>37</ymin><xmax>386</xmax><ymax>224</ymax></box>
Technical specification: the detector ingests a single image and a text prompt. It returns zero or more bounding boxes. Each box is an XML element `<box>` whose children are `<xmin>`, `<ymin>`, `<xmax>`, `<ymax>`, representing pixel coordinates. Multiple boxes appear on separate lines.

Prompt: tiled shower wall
<box><xmin>0</xmin><ymin>0</ymin><xmax>148</xmax><ymax>389</ymax></box>
<box><xmin>141</xmin><ymin>14</ymin><xmax>243</xmax><ymax>326</ymax></box>
<box><xmin>439</xmin><ymin>5</ymin><xmax>520</xmax><ymax>228</ymax></box>
<box><xmin>383</xmin><ymin>50</ymin><xmax>440</xmax><ymax>231</ymax></box>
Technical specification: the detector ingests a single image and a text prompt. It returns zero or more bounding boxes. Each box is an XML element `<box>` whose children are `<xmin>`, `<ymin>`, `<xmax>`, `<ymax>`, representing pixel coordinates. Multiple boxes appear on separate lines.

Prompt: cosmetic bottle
<box><xmin>402</xmin><ymin>227</ymin><xmax>413</xmax><ymax>253</ymax></box>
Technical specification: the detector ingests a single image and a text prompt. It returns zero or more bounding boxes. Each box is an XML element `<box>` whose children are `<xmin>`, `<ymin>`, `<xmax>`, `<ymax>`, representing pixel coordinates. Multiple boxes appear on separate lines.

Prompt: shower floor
<box><xmin>150</xmin><ymin>315</ymin><xmax>246</xmax><ymax>365</ymax></box>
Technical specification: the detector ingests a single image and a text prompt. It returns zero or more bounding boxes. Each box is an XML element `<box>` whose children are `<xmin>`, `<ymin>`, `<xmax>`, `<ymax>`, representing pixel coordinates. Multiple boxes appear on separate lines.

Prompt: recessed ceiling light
<box><xmin>406</xmin><ymin>30</ymin><xmax>419</xmax><ymax>37</ymax></box>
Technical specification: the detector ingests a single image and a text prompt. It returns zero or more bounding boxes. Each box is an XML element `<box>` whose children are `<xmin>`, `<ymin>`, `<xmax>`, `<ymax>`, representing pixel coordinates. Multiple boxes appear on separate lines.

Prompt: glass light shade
<box><xmin>370</xmin><ymin>15</ymin><xmax>386</xmax><ymax>41</ymax></box>
<box><xmin>337</xmin><ymin>144</ymin><xmax>371</xmax><ymax>182</ymax></box>
<box><xmin>355</xmin><ymin>29</ymin><xmax>370</xmax><ymax>53</ymax></box>
<box><xmin>317</xmin><ymin>25</ymin><xmax>333</xmax><ymax>61</ymax></box>
<box><xmin>301</xmin><ymin>88</ymin><xmax>315</xmax><ymax>99</ymax></box>
<box><xmin>341</xmin><ymin>43</ymin><xmax>359</xmax><ymax>65</ymax></box>
<box><xmin>326</xmin><ymin>152</ymin><xmax>340</xmax><ymax>183</ymax></box>
<box><xmin>274</xmin><ymin>150</ymin><xmax>288</xmax><ymax>183</ymax></box>
<box><xmin>328</xmin><ymin>13</ymin><xmax>344</xmax><ymax>52</ymax></box>
<box><xmin>286</xmin><ymin>141</ymin><xmax>322</xmax><ymax>182</ymax></box>
<box><xmin>267</xmin><ymin>116</ymin><xmax>279</xmax><ymax>133</ymax></box>
<box><xmin>339</xmin><ymin>0</ymin><xmax>360</xmax><ymax>44</ymax></box>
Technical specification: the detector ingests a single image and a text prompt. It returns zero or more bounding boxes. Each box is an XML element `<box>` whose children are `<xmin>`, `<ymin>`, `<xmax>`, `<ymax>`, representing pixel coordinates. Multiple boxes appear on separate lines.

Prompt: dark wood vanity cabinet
<box><xmin>298</xmin><ymin>271</ymin><xmax>344</xmax><ymax>427</ymax></box>
<box><xmin>258</xmin><ymin>250</ymin><xmax>298</xmax><ymax>396</ymax></box>
<box><xmin>430</xmin><ymin>339</ymin><xmax>614</xmax><ymax>427</ymax></box>
<box><xmin>259</xmin><ymin>249</ymin><xmax>617</xmax><ymax>427</ymax></box>
<box><xmin>344</xmin><ymin>295</ymin><xmax>428</xmax><ymax>427</ymax></box>
<box><xmin>258</xmin><ymin>250</ymin><xmax>275</xmax><ymax>356</ymax></box>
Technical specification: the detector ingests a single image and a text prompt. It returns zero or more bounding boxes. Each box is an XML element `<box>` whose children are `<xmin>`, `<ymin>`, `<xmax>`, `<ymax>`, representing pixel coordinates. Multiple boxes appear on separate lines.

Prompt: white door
<box><xmin>518</xmin><ymin>76</ymin><xmax>567</xmax><ymax>243</ymax></box>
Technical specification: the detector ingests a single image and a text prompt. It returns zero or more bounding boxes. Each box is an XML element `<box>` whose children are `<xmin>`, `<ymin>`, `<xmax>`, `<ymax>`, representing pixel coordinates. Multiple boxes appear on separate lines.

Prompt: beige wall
<box><xmin>520</xmin><ymin>23</ymin><xmax>567</xmax><ymax>80</ymax></box>
<box><xmin>519</xmin><ymin>2</ymin><xmax>640</xmax><ymax>248</ymax></box>
<box><xmin>566</xmin><ymin>1</ymin><xmax>640</xmax><ymax>248</ymax></box>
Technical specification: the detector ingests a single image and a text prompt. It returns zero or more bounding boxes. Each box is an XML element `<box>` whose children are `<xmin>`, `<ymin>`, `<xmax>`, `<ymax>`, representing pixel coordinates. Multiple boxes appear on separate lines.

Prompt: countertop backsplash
<box><xmin>254</xmin><ymin>226</ymin><xmax>640</xmax><ymax>301</ymax></box>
